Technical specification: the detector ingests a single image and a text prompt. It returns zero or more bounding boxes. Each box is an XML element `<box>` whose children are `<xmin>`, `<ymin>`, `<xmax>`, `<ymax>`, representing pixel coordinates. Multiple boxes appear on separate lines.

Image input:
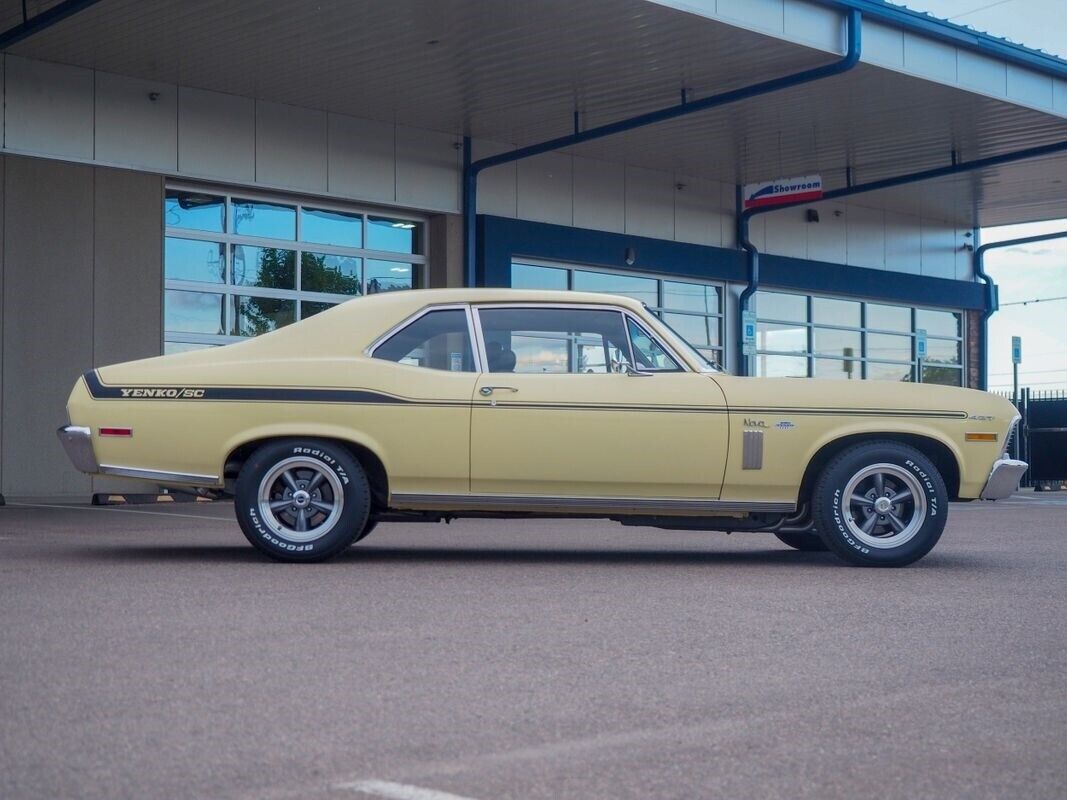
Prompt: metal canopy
<box><xmin>4</xmin><ymin>0</ymin><xmax>1067</xmax><ymax>227</ymax></box>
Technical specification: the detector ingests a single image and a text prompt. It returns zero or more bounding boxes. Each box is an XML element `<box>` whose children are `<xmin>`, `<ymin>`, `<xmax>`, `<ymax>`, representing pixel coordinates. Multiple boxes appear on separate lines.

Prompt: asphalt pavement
<box><xmin>1</xmin><ymin>493</ymin><xmax>1066</xmax><ymax>800</ymax></box>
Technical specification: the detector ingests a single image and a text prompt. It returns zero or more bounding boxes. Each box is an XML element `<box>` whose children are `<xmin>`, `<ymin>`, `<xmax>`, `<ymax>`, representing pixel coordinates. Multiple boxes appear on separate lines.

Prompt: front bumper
<box><xmin>57</xmin><ymin>425</ymin><xmax>99</xmax><ymax>473</ymax></box>
<box><xmin>980</xmin><ymin>457</ymin><xmax>1028</xmax><ymax>500</ymax></box>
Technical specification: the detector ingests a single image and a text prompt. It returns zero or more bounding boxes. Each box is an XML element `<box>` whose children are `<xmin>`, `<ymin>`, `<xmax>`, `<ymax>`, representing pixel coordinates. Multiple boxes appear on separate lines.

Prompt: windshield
<box><xmin>650</xmin><ymin>309</ymin><xmax>721</xmax><ymax>372</ymax></box>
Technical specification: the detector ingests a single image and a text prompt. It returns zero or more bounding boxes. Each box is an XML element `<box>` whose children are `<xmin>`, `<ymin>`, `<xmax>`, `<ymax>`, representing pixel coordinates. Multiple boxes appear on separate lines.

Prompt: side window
<box><xmin>628</xmin><ymin>319</ymin><xmax>682</xmax><ymax>372</ymax></box>
<box><xmin>373</xmin><ymin>309</ymin><xmax>475</xmax><ymax>372</ymax></box>
<box><xmin>477</xmin><ymin>307</ymin><xmax>633</xmax><ymax>374</ymax></box>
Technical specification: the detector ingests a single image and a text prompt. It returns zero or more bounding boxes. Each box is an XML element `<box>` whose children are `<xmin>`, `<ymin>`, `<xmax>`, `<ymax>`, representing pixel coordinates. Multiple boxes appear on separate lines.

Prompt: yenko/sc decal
<box><xmin>119</xmin><ymin>387</ymin><xmax>206</xmax><ymax>399</ymax></box>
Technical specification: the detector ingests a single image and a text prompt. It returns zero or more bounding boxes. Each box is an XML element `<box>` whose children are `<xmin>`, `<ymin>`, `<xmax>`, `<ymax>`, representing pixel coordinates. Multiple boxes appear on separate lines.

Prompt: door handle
<box><xmin>480</xmin><ymin>386</ymin><xmax>518</xmax><ymax>396</ymax></box>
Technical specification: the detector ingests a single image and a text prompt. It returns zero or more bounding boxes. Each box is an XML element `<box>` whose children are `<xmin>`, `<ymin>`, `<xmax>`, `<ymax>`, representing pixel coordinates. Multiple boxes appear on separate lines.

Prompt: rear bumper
<box><xmin>980</xmin><ymin>457</ymin><xmax>1028</xmax><ymax>500</ymax></box>
<box><xmin>57</xmin><ymin>425</ymin><xmax>99</xmax><ymax>473</ymax></box>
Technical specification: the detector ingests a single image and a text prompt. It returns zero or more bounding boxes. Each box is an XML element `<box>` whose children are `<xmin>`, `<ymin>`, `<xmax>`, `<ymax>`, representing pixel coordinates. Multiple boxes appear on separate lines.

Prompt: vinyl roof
<box><xmin>3</xmin><ymin>0</ymin><xmax>1067</xmax><ymax>227</ymax></box>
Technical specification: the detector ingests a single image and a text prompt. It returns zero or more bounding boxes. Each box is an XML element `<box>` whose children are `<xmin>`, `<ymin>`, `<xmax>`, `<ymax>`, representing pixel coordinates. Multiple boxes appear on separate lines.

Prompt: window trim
<box><xmin>366</xmin><ymin>303</ymin><xmax>481</xmax><ymax>373</ymax></box>
<box><xmin>470</xmin><ymin>303</ymin><xmax>692</xmax><ymax>375</ymax></box>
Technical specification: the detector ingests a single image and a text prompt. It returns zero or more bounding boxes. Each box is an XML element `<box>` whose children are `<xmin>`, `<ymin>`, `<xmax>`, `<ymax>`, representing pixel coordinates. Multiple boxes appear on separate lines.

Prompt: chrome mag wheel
<box><xmin>257</xmin><ymin>456</ymin><xmax>345</xmax><ymax>543</ymax></box>
<box><xmin>841</xmin><ymin>462</ymin><xmax>927</xmax><ymax>549</ymax></box>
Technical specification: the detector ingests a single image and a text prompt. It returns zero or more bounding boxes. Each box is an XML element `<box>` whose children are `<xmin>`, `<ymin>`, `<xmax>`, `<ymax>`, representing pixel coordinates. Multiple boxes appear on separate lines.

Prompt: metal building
<box><xmin>1</xmin><ymin>0</ymin><xmax>1066</xmax><ymax>501</ymax></box>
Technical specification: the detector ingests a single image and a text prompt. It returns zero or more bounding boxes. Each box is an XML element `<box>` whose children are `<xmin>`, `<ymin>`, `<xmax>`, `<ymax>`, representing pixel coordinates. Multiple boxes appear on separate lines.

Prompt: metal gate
<box><xmin>1001</xmin><ymin>389</ymin><xmax>1067</xmax><ymax>489</ymax></box>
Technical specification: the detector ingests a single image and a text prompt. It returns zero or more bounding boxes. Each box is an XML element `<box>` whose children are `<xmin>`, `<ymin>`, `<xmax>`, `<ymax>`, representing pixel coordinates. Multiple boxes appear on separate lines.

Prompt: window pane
<box><xmin>302</xmin><ymin>253</ymin><xmax>361</xmax><ymax>295</ymax></box>
<box><xmin>479</xmin><ymin>307</ymin><xmax>630</xmax><ymax>375</ymax></box>
<box><xmin>373</xmin><ymin>309</ymin><xmax>474</xmax><ymax>372</ymax></box>
<box><xmin>757</xmin><ymin>322</ymin><xmax>807</xmax><ymax>353</ymax></box>
<box><xmin>924</xmin><ymin>338</ymin><xmax>961</xmax><ymax>365</ymax></box>
<box><xmin>628</xmin><ymin>319</ymin><xmax>681</xmax><ymax>372</ymax></box>
<box><xmin>366</xmin><ymin>260</ymin><xmax>415</xmax><ymax>293</ymax></box>
<box><xmin>814</xmin><ymin>357</ymin><xmax>859</xmax><ymax>379</ymax></box>
<box><xmin>164</xmin><ymin>341</ymin><xmax>216</xmax><ymax>355</ymax></box>
<box><xmin>572</xmin><ymin>270</ymin><xmax>657</xmax><ymax>306</ymax></box>
<box><xmin>867</xmin><ymin>333</ymin><xmax>913</xmax><ymax>362</ymax></box>
<box><xmin>867</xmin><ymin>361</ymin><xmax>914</xmax><ymax>382</ymax></box>
<box><xmin>756</xmin><ymin>291</ymin><xmax>806</xmax><ymax>322</ymax></box>
<box><xmin>165</xmin><ymin>190</ymin><xmax>224</xmax><ymax>233</ymax></box>
<box><xmin>922</xmin><ymin>365</ymin><xmax>963</xmax><ymax>386</ymax></box>
<box><xmin>300</xmin><ymin>207</ymin><xmax>362</xmax><ymax>248</ymax></box>
<box><xmin>367</xmin><ymin>216</ymin><xmax>420</xmax><ymax>254</ymax></box>
<box><xmin>756</xmin><ymin>354</ymin><xmax>808</xmax><ymax>378</ymax></box>
<box><xmin>232</xmin><ymin>245</ymin><xmax>295</xmax><ymax>289</ymax></box>
<box><xmin>233</xmin><ymin>296</ymin><xmax>295</xmax><ymax>337</ymax></box>
<box><xmin>512</xmin><ymin>263</ymin><xmax>568</xmax><ymax>290</ymax></box>
<box><xmin>813</xmin><ymin>327</ymin><xmax>861</xmax><ymax>359</ymax></box>
<box><xmin>165</xmin><ymin>237</ymin><xmax>225</xmax><ymax>283</ymax></box>
<box><xmin>866</xmin><ymin>303</ymin><xmax>911</xmax><ymax>332</ymax></box>
<box><xmin>165</xmin><ymin>290</ymin><xmax>226</xmax><ymax>335</ymax></box>
<box><xmin>661</xmin><ymin>312</ymin><xmax>716</xmax><ymax>347</ymax></box>
<box><xmin>916</xmin><ymin>308</ymin><xmax>961</xmax><ymax>338</ymax></box>
<box><xmin>231</xmin><ymin>199</ymin><xmax>296</xmax><ymax>239</ymax></box>
<box><xmin>301</xmin><ymin>301</ymin><xmax>337</xmax><ymax>319</ymax></box>
<box><xmin>662</xmin><ymin>281</ymin><xmax>720</xmax><ymax>314</ymax></box>
<box><xmin>812</xmin><ymin>296</ymin><xmax>860</xmax><ymax>328</ymax></box>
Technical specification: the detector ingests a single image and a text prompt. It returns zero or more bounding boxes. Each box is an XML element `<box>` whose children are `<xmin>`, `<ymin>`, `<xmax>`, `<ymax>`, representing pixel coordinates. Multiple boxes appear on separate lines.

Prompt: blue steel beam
<box><xmin>0</xmin><ymin>0</ymin><xmax>106</xmax><ymax>49</ymax></box>
<box><xmin>974</xmin><ymin>230</ymin><xmax>1067</xmax><ymax>390</ymax></box>
<box><xmin>461</xmin><ymin>8</ymin><xmax>863</xmax><ymax>287</ymax></box>
<box><xmin>736</xmin><ymin>139</ymin><xmax>1067</xmax><ymax>377</ymax></box>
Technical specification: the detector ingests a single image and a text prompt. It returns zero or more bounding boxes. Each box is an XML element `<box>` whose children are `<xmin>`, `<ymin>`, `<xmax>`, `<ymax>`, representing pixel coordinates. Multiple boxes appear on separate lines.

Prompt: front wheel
<box><xmin>235</xmin><ymin>439</ymin><xmax>371</xmax><ymax>562</ymax></box>
<box><xmin>812</xmin><ymin>441</ymin><xmax>947</xmax><ymax>567</ymax></box>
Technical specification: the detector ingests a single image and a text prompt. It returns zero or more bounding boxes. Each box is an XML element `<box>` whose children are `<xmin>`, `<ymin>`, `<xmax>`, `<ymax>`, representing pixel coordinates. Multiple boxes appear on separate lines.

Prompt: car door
<box><xmin>469</xmin><ymin>304</ymin><xmax>729</xmax><ymax>499</ymax></box>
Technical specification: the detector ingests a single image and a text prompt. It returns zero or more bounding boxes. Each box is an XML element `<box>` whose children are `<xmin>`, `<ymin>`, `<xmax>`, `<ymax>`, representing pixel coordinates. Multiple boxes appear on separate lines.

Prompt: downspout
<box><xmin>0</xmin><ymin>0</ymin><xmax>106</xmax><ymax>48</ymax></box>
<box><xmin>973</xmin><ymin>230</ymin><xmax>1067</xmax><ymax>389</ymax></box>
<box><xmin>462</xmin><ymin>9</ymin><xmax>863</xmax><ymax>287</ymax></box>
<box><xmin>736</xmin><ymin>139</ymin><xmax>1067</xmax><ymax>376</ymax></box>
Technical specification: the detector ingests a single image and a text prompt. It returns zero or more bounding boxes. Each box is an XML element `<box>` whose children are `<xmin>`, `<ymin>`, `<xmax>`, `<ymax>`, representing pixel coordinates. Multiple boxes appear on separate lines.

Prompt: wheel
<box><xmin>773</xmin><ymin>530</ymin><xmax>828</xmax><ymax>552</ymax></box>
<box><xmin>812</xmin><ymin>441</ymin><xmax>947</xmax><ymax>567</ymax></box>
<box><xmin>234</xmin><ymin>439</ymin><xmax>371</xmax><ymax>562</ymax></box>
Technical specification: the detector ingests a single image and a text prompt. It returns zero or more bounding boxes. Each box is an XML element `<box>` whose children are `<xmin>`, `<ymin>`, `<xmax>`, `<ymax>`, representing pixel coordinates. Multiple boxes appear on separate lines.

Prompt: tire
<box><xmin>234</xmin><ymin>439</ymin><xmax>371</xmax><ymax>562</ymax></box>
<box><xmin>812</xmin><ymin>440</ymin><xmax>947</xmax><ymax>567</ymax></box>
<box><xmin>773</xmin><ymin>530</ymin><xmax>828</xmax><ymax>552</ymax></box>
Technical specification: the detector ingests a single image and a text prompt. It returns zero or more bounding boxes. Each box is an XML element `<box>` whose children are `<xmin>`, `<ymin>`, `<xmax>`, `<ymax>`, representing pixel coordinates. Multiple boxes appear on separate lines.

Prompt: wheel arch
<box><xmin>224</xmin><ymin>434</ymin><xmax>389</xmax><ymax>510</ymax></box>
<box><xmin>797</xmin><ymin>432</ymin><xmax>961</xmax><ymax>506</ymax></box>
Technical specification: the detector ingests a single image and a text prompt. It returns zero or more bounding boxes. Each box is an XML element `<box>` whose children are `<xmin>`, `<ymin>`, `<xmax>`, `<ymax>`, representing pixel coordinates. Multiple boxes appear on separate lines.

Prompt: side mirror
<box><xmin>624</xmin><ymin>364</ymin><xmax>653</xmax><ymax>377</ymax></box>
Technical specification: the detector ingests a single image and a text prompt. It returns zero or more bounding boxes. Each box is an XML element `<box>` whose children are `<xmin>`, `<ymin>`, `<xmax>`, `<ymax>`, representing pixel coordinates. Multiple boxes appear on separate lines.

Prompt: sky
<box><xmin>893</xmin><ymin>2</ymin><xmax>1067</xmax><ymax>390</ymax></box>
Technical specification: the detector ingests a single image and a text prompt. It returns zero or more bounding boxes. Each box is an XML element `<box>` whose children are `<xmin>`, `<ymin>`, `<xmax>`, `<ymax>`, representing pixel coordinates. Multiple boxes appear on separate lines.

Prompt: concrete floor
<box><xmin>1</xmin><ymin>494</ymin><xmax>1065</xmax><ymax>800</ymax></box>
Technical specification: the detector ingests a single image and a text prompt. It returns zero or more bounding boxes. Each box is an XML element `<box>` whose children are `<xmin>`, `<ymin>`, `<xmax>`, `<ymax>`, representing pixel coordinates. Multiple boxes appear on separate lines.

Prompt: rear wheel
<box><xmin>812</xmin><ymin>441</ymin><xmax>947</xmax><ymax>567</ymax></box>
<box><xmin>234</xmin><ymin>439</ymin><xmax>370</xmax><ymax>562</ymax></box>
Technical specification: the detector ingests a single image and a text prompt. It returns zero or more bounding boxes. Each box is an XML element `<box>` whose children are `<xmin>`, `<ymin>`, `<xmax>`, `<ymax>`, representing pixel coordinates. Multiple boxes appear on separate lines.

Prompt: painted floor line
<box><xmin>338</xmin><ymin>779</ymin><xmax>480</xmax><ymax>800</ymax></box>
<box><xmin>7</xmin><ymin>502</ymin><xmax>234</xmax><ymax>522</ymax></box>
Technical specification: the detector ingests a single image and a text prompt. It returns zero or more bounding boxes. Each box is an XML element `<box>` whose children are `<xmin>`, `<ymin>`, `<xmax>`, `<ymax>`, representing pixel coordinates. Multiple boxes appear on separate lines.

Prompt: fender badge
<box><xmin>775</xmin><ymin>420</ymin><xmax>796</xmax><ymax>430</ymax></box>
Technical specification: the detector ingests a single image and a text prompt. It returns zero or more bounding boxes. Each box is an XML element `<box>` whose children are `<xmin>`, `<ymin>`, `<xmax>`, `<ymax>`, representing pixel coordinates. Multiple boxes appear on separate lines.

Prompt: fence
<box><xmin>995</xmin><ymin>388</ymin><xmax>1067</xmax><ymax>489</ymax></box>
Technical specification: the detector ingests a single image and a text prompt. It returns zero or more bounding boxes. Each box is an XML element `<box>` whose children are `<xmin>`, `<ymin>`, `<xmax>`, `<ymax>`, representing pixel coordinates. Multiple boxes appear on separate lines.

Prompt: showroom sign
<box><xmin>743</xmin><ymin>174</ymin><xmax>823</xmax><ymax>209</ymax></box>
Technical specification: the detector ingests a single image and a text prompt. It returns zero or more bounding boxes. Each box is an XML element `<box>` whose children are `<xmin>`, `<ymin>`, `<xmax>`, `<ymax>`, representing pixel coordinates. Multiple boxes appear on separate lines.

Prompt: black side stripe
<box><xmin>82</xmin><ymin>371</ymin><xmax>450</xmax><ymax>406</ymax></box>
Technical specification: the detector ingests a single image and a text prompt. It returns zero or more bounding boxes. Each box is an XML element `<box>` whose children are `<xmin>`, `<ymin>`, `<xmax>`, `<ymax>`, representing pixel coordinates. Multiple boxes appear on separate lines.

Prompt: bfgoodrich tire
<box><xmin>234</xmin><ymin>439</ymin><xmax>371</xmax><ymax>562</ymax></box>
<box><xmin>812</xmin><ymin>441</ymin><xmax>947</xmax><ymax>567</ymax></box>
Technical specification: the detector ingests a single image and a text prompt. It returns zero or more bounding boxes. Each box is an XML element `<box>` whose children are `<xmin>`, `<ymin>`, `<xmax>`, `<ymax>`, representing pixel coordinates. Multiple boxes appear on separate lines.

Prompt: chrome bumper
<box><xmin>57</xmin><ymin>425</ymin><xmax>99</xmax><ymax>473</ymax></box>
<box><xmin>980</xmin><ymin>457</ymin><xmax>1028</xmax><ymax>500</ymax></box>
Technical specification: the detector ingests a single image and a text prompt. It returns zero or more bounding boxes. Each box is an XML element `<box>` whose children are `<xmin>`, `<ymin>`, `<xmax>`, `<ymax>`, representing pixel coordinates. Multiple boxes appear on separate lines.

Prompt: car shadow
<box><xmin>49</xmin><ymin>542</ymin><xmax>978</xmax><ymax>569</ymax></box>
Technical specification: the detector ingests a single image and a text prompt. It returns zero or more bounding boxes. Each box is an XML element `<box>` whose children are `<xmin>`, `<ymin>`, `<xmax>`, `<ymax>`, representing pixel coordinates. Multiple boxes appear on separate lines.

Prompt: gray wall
<box><xmin>0</xmin><ymin>154</ymin><xmax>163</xmax><ymax>501</ymax></box>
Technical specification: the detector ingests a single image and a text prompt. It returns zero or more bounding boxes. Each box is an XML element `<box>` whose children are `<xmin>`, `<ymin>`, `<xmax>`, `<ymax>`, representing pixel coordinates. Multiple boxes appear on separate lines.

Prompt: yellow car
<box><xmin>58</xmin><ymin>289</ymin><xmax>1025</xmax><ymax>566</ymax></box>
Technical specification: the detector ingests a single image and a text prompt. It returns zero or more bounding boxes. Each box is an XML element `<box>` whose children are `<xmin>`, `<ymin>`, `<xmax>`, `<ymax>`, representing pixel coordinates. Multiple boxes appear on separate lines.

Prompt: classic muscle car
<box><xmin>58</xmin><ymin>288</ymin><xmax>1026</xmax><ymax>566</ymax></box>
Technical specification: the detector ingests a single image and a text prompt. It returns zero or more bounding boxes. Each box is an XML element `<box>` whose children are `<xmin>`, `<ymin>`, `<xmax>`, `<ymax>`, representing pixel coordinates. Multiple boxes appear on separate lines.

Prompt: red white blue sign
<box><xmin>743</xmin><ymin>174</ymin><xmax>823</xmax><ymax>210</ymax></box>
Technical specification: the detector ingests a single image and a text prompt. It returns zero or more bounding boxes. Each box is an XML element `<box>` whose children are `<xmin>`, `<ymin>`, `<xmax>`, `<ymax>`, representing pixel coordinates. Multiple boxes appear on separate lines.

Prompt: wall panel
<box><xmin>177</xmin><ymin>87</ymin><xmax>255</xmax><ymax>183</ymax></box>
<box><xmin>625</xmin><ymin>166</ymin><xmax>674</xmax><ymax>240</ymax></box>
<box><xmin>396</xmin><ymin>126</ymin><xmax>461</xmax><ymax>213</ymax></box>
<box><xmin>4</xmin><ymin>56</ymin><xmax>94</xmax><ymax>160</ymax></box>
<box><xmin>472</xmin><ymin>139</ymin><xmax>518</xmax><ymax>218</ymax></box>
<box><xmin>2</xmin><ymin>157</ymin><xmax>94</xmax><ymax>499</ymax></box>
<box><xmin>517</xmin><ymin>152</ymin><xmax>573</xmax><ymax>226</ymax></box>
<box><xmin>95</xmin><ymin>71</ymin><xmax>178</xmax><ymax>172</ymax></box>
<box><xmin>327</xmin><ymin>113</ymin><xmax>396</xmax><ymax>204</ymax></box>
<box><xmin>573</xmin><ymin>157</ymin><xmax>625</xmax><ymax>233</ymax></box>
<box><xmin>255</xmin><ymin>101</ymin><xmax>328</xmax><ymax>193</ymax></box>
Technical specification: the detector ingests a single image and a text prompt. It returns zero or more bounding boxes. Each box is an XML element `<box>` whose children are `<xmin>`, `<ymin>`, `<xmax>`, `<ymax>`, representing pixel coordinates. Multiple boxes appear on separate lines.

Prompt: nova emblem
<box><xmin>744</xmin><ymin>418</ymin><xmax>767</xmax><ymax>428</ymax></box>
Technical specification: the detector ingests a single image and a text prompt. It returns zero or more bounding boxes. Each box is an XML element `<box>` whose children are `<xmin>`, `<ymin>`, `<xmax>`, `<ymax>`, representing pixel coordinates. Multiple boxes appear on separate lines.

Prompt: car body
<box><xmin>59</xmin><ymin>288</ymin><xmax>1026</xmax><ymax>565</ymax></box>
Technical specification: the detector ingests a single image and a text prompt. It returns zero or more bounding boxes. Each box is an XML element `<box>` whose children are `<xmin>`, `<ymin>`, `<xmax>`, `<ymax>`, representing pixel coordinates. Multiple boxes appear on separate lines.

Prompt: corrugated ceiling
<box><xmin>3</xmin><ymin>0</ymin><xmax>1066</xmax><ymax>226</ymax></box>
